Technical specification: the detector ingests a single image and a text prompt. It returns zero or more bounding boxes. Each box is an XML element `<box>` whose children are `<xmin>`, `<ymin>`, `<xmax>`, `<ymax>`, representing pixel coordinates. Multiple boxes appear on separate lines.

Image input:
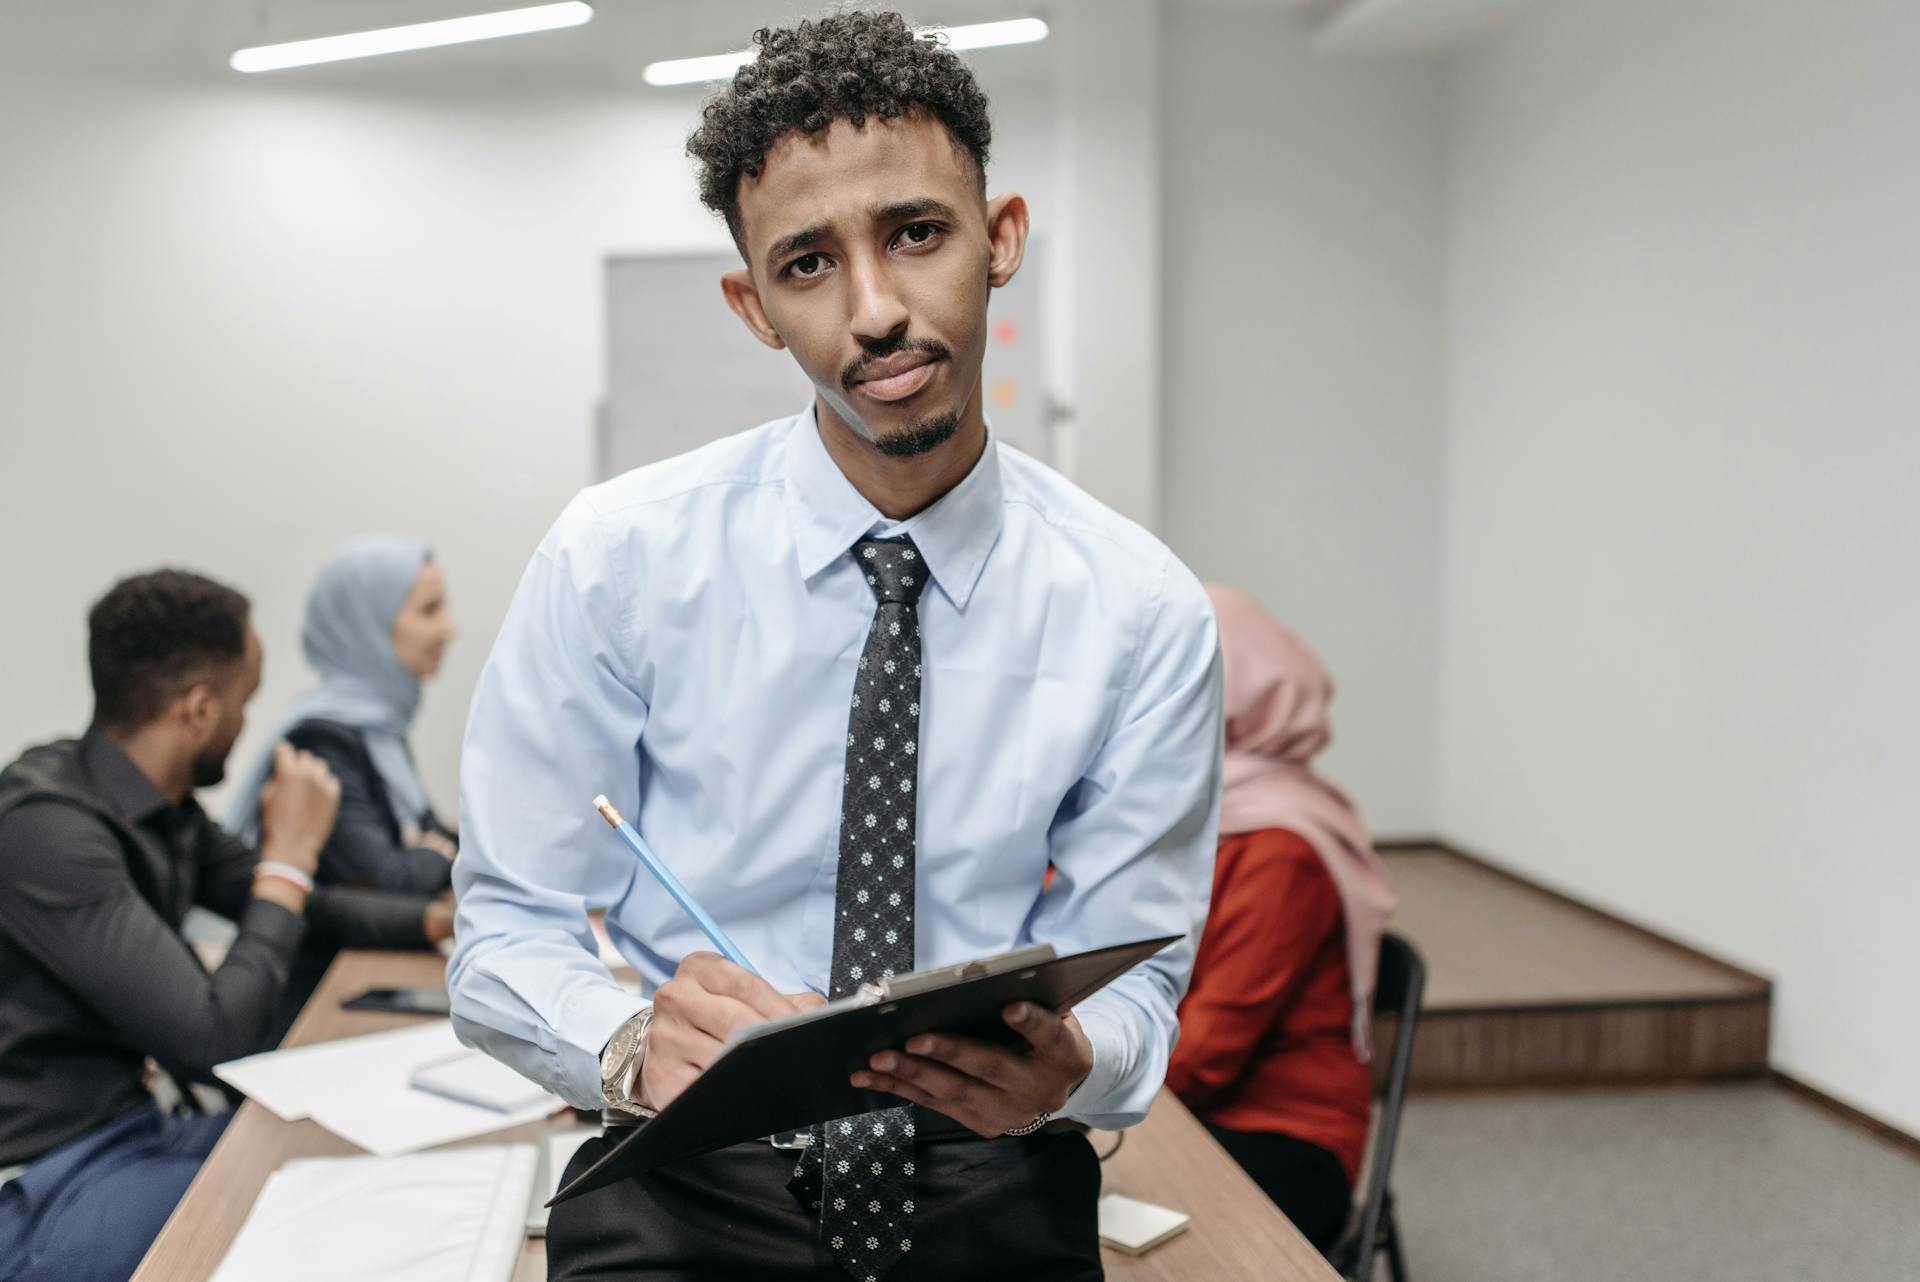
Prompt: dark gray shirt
<box><xmin>0</xmin><ymin>731</ymin><xmax>425</xmax><ymax>1166</ymax></box>
<box><xmin>286</xmin><ymin>720</ymin><xmax>454</xmax><ymax>897</ymax></box>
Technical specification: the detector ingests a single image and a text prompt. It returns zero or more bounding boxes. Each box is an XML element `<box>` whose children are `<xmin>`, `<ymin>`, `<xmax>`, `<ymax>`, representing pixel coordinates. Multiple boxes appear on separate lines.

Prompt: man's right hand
<box><xmin>257</xmin><ymin>740</ymin><xmax>341</xmax><ymax>876</ymax></box>
<box><xmin>637</xmin><ymin>952</ymin><xmax>825</xmax><ymax>1111</ymax></box>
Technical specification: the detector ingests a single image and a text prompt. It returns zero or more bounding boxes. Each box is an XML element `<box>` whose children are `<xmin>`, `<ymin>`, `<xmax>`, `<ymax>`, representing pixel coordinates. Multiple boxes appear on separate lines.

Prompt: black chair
<box><xmin>1331</xmin><ymin>932</ymin><xmax>1425</xmax><ymax>1282</ymax></box>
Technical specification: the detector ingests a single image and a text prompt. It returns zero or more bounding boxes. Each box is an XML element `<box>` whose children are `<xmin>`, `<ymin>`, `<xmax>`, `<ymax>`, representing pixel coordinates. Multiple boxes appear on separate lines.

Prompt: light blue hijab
<box><xmin>229</xmin><ymin>537</ymin><xmax>434</xmax><ymax>844</ymax></box>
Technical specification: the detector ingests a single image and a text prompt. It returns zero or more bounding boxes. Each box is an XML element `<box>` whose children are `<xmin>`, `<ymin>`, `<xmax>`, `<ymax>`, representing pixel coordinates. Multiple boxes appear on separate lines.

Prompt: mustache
<box><xmin>840</xmin><ymin>336</ymin><xmax>951</xmax><ymax>392</ymax></box>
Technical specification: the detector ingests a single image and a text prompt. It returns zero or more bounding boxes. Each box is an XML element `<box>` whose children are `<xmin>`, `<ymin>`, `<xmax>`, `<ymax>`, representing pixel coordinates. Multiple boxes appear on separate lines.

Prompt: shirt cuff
<box><xmin>1060</xmin><ymin>998</ymin><xmax>1138</xmax><ymax>1128</ymax></box>
<box><xmin>553</xmin><ymin>981</ymin><xmax>648</xmax><ymax>1111</ymax></box>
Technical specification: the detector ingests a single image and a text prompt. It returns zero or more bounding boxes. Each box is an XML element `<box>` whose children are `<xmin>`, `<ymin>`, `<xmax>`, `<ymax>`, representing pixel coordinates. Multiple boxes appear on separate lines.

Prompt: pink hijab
<box><xmin>1205</xmin><ymin>583</ymin><xmax>1397</xmax><ymax>1060</ymax></box>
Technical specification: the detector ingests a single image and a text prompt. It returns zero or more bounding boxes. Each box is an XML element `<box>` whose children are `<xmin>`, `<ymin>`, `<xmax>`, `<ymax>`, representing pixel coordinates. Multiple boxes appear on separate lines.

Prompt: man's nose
<box><xmin>847</xmin><ymin>256</ymin><xmax>910</xmax><ymax>345</ymax></box>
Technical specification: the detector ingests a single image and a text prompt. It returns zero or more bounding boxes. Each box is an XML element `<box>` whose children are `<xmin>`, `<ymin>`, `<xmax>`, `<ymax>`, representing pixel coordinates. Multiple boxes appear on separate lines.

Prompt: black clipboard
<box><xmin>550</xmin><ymin>933</ymin><xmax>1179</xmax><ymax>1205</ymax></box>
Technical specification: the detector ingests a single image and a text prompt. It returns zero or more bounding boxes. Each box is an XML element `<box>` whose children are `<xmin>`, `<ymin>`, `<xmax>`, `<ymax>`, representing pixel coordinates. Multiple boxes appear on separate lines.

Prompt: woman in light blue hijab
<box><xmin>229</xmin><ymin>536</ymin><xmax>459</xmax><ymax>897</ymax></box>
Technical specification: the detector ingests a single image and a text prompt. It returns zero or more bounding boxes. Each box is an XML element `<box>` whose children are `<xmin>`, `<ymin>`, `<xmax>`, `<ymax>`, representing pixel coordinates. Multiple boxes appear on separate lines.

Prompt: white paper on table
<box><xmin>411</xmin><ymin>1050</ymin><xmax>554</xmax><ymax>1114</ymax></box>
<box><xmin>216</xmin><ymin>1022</ymin><xmax>460</xmax><ymax>1122</ymax></box>
<box><xmin>526</xmin><ymin>1127</ymin><xmax>600</xmax><ymax>1237</ymax></box>
<box><xmin>215</xmin><ymin>1021</ymin><xmax>561</xmax><ymax>1155</ymax></box>
<box><xmin>312</xmin><ymin>1079</ymin><xmax>558</xmax><ymax>1158</ymax></box>
<box><xmin>208</xmin><ymin>1144</ymin><xmax>536</xmax><ymax>1282</ymax></box>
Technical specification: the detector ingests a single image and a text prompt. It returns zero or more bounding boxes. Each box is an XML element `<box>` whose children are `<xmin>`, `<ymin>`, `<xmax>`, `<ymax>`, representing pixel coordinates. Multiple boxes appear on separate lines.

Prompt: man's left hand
<box><xmin>850</xmin><ymin>1002</ymin><xmax>1093</xmax><ymax>1137</ymax></box>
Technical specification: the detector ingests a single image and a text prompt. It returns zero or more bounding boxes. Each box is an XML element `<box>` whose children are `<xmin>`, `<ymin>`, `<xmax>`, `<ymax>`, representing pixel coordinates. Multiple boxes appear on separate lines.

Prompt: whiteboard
<box><xmin>599</xmin><ymin>242</ymin><xmax>1051</xmax><ymax>480</ymax></box>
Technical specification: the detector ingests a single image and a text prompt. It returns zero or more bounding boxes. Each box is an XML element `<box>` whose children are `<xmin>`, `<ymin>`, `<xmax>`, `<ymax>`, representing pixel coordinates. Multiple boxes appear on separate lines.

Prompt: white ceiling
<box><xmin>1313</xmin><ymin>0</ymin><xmax>1536</xmax><ymax>52</ymax></box>
<box><xmin>0</xmin><ymin>0</ymin><xmax>1531</xmax><ymax>87</ymax></box>
<box><xmin>0</xmin><ymin>0</ymin><xmax>1059</xmax><ymax>88</ymax></box>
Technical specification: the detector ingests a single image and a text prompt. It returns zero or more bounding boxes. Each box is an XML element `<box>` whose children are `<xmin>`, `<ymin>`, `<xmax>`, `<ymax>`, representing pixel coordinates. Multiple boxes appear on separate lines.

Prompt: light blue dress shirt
<box><xmin>448</xmin><ymin>408</ymin><xmax>1223</xmax><ymax>1128</ymax></box>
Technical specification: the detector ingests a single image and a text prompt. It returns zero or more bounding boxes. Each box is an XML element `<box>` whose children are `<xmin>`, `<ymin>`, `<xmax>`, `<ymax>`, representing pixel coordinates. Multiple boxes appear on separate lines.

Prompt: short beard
<box><xmin>190</xmin><ymin>745</ymin><xmax>229</xmax><ymax>790</ymax></box>
<box><xmin>839</xmin><ymin>336</ymin><xmax>958</xmax><ymax>458</ymax></box>
<box><xmin>873</xmin><ymin>411</ymin><xmax>959</xmax><ymax>458</ymax></box>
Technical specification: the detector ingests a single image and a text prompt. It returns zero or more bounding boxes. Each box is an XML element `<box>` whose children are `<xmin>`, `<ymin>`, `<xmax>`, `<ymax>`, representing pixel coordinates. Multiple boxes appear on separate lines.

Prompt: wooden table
<box><xmin>135</xmin><ymin>951</ymin><xmax>1338</xmax><ymax>1282</ymax></box>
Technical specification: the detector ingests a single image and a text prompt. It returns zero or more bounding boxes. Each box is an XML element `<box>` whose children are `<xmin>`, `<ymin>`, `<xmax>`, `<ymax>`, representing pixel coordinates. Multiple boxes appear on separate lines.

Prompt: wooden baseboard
<box><xmin>1772</xmin><ymin>1070</ymin><xmax>1920</xmax><ymax>1161</ymax></box>
<box><xmin>1381</xmin><ymin>998</ymin><xmax>1770</xmax><ymax>1091</ymax></box>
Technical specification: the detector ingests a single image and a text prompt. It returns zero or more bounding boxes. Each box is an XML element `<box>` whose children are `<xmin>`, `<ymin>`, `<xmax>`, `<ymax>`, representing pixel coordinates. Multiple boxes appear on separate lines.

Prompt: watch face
<box><xmin>602</xmin><ymin>1026</ymin><xmax>636</xmax><ymax>1083</ymax></box>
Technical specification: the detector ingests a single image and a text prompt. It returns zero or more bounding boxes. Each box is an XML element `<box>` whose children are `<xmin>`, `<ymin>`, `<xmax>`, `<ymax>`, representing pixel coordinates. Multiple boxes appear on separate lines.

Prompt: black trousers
<box><xmin>1202</xmin><ymin>1123</ymin><xmax>1353</xmax><ymax>1253</ymax></box>
<box><xmin>549</xmin><ymin>1126</ymin><xmax>1104</xmax><ymax>1282</ymax></box>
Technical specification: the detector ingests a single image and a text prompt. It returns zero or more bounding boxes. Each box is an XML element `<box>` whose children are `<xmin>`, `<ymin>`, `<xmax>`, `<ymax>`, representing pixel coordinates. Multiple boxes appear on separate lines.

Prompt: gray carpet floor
<box><xmin>1379</xmin><ymin>1083</ymin><xmax>1920</xmax><ymax>1281</ymax></box>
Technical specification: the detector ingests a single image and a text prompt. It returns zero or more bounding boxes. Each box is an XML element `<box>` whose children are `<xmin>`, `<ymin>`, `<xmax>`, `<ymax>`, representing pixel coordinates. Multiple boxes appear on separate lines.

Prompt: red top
<box><xmin>1167</xmin><ymin>827</ymin><xmax>1372</xmax><ymax>1183</ymax></box>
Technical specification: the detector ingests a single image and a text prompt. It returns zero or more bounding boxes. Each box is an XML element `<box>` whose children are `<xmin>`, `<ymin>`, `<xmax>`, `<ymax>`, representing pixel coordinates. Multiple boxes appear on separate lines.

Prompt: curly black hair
<box><xmin>88</xmin><ymin>568</ymin><xmax>250</xmax><ymax>731</ymax></box>
<box><xmin>687</xmin><ymin>10</ymin><xmax>993</xmax><ymax>244</ymax></box>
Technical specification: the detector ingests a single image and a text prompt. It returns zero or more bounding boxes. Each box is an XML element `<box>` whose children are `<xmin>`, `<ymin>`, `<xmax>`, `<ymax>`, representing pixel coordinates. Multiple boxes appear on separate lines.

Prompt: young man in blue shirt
<box><xmin>450</xmin><ymin>13</ymin><xmax>1224</xmax><ymax>1279</ymax></box>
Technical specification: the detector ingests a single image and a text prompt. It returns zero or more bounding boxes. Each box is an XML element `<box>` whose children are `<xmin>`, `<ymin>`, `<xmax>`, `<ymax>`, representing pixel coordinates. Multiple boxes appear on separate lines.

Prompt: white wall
<box><xmin>1050</xmin><ymin>0</ymin><xmax>1163</xmax><ymax>529</ymax></box>
<box><xmin>1160</xmin><ymin>3</ymin><xmax>1446</xmax><ymax>836</ymax></box>
<box><xmin>0</xmin><ymin>4</ymin><xmax>1059</xmax><ymax>814</ymax></box>
<box><xmin>1438</xmin><ymin>0</ymin><xmax>1920</xmax><ymax>1135</ymax></box>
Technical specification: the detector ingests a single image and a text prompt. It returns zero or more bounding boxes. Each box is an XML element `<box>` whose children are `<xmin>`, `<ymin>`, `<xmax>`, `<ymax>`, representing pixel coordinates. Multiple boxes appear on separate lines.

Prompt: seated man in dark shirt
<box><xmin>0</xmin><ymin>569</ymin><xmax>443</xmax><ymax>1282</ymax></box>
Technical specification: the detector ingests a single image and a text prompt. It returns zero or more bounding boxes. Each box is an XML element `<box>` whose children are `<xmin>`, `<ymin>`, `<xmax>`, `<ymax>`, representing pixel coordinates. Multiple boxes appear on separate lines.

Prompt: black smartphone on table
<box><xmin>341</xmin><ymin>986</ymin><xmax>451</xmax><ymax>1015</ymax></box>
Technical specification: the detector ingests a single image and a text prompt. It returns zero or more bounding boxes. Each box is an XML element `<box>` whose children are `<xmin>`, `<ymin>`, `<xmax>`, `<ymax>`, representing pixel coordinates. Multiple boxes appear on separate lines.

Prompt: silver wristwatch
<box><xmin>599</xmin><ymin>1005</ymin><xmax>658</xmax><ymax>1118</ymax></box>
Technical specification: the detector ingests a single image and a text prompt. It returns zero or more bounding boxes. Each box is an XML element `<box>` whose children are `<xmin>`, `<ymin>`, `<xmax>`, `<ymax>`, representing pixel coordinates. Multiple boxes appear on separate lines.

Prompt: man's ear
<box><xmin>721</xmin><ymin>269</ymin><xmax>787</xmax><ymax>351</ymax></box>
<box><xmin>984</xmin><ymin>193</ymin><xmax>1030</xmax><ymax>289</ymax></box>
<box><xmin>177</xmin><ymin>682</ymin><xmax>218</xmax><ymax>741</ymax></box>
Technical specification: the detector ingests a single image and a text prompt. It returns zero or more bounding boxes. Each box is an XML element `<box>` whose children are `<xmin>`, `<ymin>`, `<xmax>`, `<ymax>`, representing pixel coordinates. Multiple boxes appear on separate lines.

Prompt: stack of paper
<box><xmin>526</xmin><ymin>1127</ymin><xmax>600</xmax><ymax>1238</ymax></box>
<box><xmin>411</xmin><ymin>1050</ymin><xmax>554</xmax><ymax>1114</ymax></box>
<box><xmin>210</xmin><ymin>1144</ymin><xmax>537</xmax><ymax>1282</ymax></box>
<box><xmin>215</xmin><ymin>1021</ymin><xmax>559</xmax><ymax>1155</ymax></box>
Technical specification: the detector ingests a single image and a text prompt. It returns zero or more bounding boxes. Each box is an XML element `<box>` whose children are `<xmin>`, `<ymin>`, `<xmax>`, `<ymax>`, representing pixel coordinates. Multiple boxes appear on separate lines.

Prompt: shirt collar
<box><xmin>784</xmin><ymin>403</ymin><xmax>1005</xmax><ymax>610</ymax></box>
<box><xmin>80</xmin><ymin>727</ymin><xmax>175</xmax><ymax>828</ymax></box>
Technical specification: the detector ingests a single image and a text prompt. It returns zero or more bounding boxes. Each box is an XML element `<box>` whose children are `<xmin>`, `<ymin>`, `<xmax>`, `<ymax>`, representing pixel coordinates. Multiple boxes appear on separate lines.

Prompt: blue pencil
<box><xmin>593</xmin><ymin>795</ymin><xmax>759</xmax><ymax>976</ymax></box>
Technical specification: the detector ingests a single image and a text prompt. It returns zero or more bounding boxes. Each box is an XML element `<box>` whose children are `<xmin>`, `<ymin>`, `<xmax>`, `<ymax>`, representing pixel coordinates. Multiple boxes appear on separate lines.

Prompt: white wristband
<box><xmin>254</xmin><ymin>860</ymin><xmax>314</xmax><ymax>893</ymax></box>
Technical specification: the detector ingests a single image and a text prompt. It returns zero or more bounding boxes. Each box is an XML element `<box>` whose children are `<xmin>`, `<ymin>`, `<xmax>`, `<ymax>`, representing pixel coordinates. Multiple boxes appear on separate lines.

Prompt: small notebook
<box><xmin>1097</xmin><ymin>1192</ymin><xmax>1191</xmax><ymax>1256</ymax></box>
<box><xmin>209</xmin><ymin>1144</ymin><xmax>537</xmax><ymax>1282</ymax></box>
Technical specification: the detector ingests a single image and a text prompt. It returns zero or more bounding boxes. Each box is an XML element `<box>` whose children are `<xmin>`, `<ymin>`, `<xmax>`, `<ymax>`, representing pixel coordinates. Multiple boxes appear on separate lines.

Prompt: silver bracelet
<box><xmin>1004</xmin><ymin>1111</ymin><xmax>1052</xmax><ymax>1137</ymax></box>
<box><xmin>253</xmin><ymin>860</ymin><xmax>314</xmax><ymax>893</ymax></box>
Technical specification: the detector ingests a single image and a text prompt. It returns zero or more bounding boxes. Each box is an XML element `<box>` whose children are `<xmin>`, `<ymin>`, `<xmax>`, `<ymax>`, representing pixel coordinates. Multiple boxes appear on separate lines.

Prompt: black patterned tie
<box><xmin>790</xmin><ymin>535</ymin><xmax>926</xmax><ymax>1282</ymax></box>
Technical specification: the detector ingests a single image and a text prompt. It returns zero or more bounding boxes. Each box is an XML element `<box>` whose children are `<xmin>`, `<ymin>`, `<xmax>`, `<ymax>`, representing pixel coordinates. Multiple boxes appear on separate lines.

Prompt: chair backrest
<box><xmin>1341</xmin><ymin>932</ymin><xmax>1426</xmax><ymax>1280</ymax></box>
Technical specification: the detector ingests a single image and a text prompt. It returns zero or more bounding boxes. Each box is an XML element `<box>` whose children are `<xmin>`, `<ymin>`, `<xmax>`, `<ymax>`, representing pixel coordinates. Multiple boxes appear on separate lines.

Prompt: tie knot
<box><xmin>853</xmin><ymin>537</ymin><xmax>928</xmax><ymax>606</ymax></box>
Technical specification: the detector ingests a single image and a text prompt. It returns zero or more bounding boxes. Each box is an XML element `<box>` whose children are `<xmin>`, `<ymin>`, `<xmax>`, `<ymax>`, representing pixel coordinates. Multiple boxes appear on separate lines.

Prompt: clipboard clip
<box><xmin>765</xmin><ymin>1129</ymin><xmax>814</xmax><ymax>1150</ymax></box>
<box><xmin>855</xmin><ymin>944</ymin><xmax>1060</xmax><ymax>1006</ymax></box>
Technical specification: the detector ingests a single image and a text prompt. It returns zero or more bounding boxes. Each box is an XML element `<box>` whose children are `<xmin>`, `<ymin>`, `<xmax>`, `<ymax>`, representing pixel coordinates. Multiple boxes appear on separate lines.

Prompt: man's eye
<box><xmin>792</xmin><ymin>253</ymin><xmax>824</xmax><ymax>276</ymax></box>
<box><xmin>900</xmin><ymin>222</ymin><xmax>936</xmax><ymax>246</ymax></box>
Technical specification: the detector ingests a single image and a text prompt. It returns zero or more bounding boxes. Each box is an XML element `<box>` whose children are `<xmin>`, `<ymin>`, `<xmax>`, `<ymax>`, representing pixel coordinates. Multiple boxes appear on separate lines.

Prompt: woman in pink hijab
<box><xmin>1166</xmin><ymin>584</ymin><xmax>1397</xmax><ymax>1253</ymax></box>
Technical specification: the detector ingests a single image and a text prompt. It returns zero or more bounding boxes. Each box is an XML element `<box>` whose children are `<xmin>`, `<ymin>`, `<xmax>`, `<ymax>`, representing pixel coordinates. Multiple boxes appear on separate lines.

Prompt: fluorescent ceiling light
<box><xmin>641</xmin><ymin>17</ymin><xmax>1049</xmax><ymax>88</ymax></box>
<box><xmin>231</xmin><ymin>2</ymin><xmax>593</xmax><ymax>73</ymax></box>
<box><xmin>641</xmin><ymin>49</ymin><xmax>756</xmax><ymax>88</ymax></box>
<box><xmin>937</xmin><ymin>18</ymin><xmax>1051</xmax><ymax>52</ymax></box>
